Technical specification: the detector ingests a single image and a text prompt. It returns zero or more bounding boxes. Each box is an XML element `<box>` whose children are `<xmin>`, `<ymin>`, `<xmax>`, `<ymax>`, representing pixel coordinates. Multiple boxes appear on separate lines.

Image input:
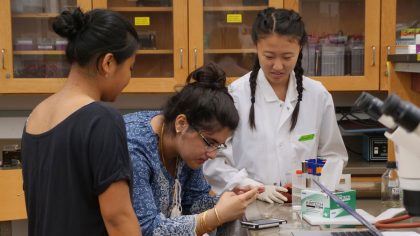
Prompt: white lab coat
<box><xmin>203</xmin><ymin>69</ymin><xmax>348</xmax><ymax>194</ymax></box>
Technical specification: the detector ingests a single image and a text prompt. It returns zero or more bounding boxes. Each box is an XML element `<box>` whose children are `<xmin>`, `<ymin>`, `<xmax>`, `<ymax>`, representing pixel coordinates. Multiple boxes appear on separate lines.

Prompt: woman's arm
<box><xmin>318</xmin><ymin>92</ymin><xmax>349</xmax><ymax>162</ymax></box>
<box><xmin>99</xmin><ymin>180</ymin><xmax>141</xmax><ymax>236</ymax></box>
<box><xmin>195</xmin><ymin>188</ymin><xmax>259</xmax><ymax>236</ymax></box>
<box><xmin>130</xmin><ymin>154</ymin><xmax>198</xmax><ymax>236</ymax></box>
<box><xmin>182</xmin><ymin>167</ymin><xmax>218</xmax><ymax>215</ymax></box>
<box><xmin>203</xmin><ymin>140</ymin><xmax>262</xmax><ymax>194</ymax></box>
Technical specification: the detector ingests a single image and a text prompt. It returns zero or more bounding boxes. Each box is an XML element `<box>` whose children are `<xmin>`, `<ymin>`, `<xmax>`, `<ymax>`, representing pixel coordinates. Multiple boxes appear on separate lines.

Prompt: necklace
<box><xmin>159</xmin><ymin>123</ymin><xmax>167</xmax><ymax>168</ymax></box>
<box><xmin>159</xmin><ymin>123</ymin><xmax>178</xmax><ymax>177</ymax></box>
<box><xmin>159</xmin><ymin>123</ymin><xmax>182</xmax><ymax>217</ymax></box>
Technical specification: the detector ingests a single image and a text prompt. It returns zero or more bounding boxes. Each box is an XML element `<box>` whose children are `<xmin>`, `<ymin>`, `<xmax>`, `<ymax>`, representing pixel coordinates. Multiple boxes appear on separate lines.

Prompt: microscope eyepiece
<box><xmin>382</xmin><ymin>94</ymin><xmax>420</xmax><ymax>132</ymax></box>
<box><xmin>355</xmin><ymin>92</ymin><xmax>383</xmax><ymax>120</ymax></box>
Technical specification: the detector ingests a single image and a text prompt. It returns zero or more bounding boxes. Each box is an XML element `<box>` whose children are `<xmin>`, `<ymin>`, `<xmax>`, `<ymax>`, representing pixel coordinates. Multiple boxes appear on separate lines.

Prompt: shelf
<box><xmin>13</xmin><ymin>50</ymin><xmax>174</xmax><ymax>55</ymax></box>
<box><xmin>394</xmin><ymin>63</ymin><xmax>420</xmax><ymax>73</ymax></box>
<box><xmin>12</xmin><ymin>13</ymin><xmax>58</xmax><ymax>18</ymax></box>
<box><xmin>109</xmin><ymin>7</ymin><xmax>172</xmax><ymax>12</ymax></box>
<box><xmin>338</xmin><ymin>119</ymin><xmax>387</xmax><ymax>135</ymax></box>
<box><xmin>136</xmin><ymin>49</ymin><xmax>173</xmax><ymax>54</ymax></box>
<box><xmin>13</xmin><ymin>50</ymin><xmax>65</xmax><ymax>55</ymax></box>
<box><xmin>387</xmin><ymin>53</ymin><xmax>419</xmax><ymax>63</ymax></box>
<box><xmin>343</xmin><ymin>158</ymin><xmax>386</xmax><ymax>175</ymax></box>
<box><xmin>204</xmin><ymin>6</ymin><xmax>266</xmax><ymax>12</ymax></box>
<box><xmin>204</xmin><ymin>48</ymin><xmax>256</xmax><ymax>54</ymax></box>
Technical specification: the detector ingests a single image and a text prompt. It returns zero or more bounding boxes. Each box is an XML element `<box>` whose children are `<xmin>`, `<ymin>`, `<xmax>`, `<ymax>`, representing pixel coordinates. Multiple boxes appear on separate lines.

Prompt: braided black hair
<box><xmin>249</xmin><ymin>8</ymin><xmax>307</xmax><ymax>131</ymax></box>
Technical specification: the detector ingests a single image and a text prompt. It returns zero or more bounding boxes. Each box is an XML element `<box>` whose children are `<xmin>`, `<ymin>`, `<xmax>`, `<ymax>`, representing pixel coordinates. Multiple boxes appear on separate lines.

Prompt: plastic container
<box><xmin>292</xmin><ymin>169</ymin><xmax>304</xmax><ymax>211</ymax></box>
<box><xmin>137</xmin><ymin>31</ymin><xmax>157</xmax><ymax>49</ymax></box>
<box><xmin>55</xmin><ymin>39</ymin><xmax>68</xmax><ymax>50</ymax></box>
<box><xmin>37</xmin><ymin>38</ymin><xmax>55</xmax><ymax>50</ymax></box>
<box><xmin>14</xmin><ymin>39</ymin><xmax>35</xmax><ymax>50</ymax></box>
<box><xmin>381</xmin><ymin>161</ymin><xmax>401</xmax><ymax>207</ymax></box>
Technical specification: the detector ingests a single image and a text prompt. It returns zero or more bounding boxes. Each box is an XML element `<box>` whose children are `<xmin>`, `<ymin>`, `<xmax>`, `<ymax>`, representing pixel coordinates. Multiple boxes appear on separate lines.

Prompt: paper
<box><xmin>383</xmin><ymin>233</ymin><xmax>420</xmax><ymax>236</ymax></box>
<box><xmin>135</xmin><ymin>17</ymin><xmax>150</xmax><ymax>26</ymax></box>
<box><xmin>303</xmin><ymin>209</ymin><xmax>376</xmax><ymax>225</ymax></box>
<box><xmin>222</xmin><ymin>168</ymin><xmax>248</xmax><ymax>192</ymax></box>
<box><xmin>319</xmin><ymin>159</ymin><xmax>344</xmax><ymax>191</ymax></box>
<box><xmin>376</xmin><ymin>208</ymin><xmax>406</xmax><ymax>221</ymax></box>
<box><xmin>227</xmin><ymin>14</ymin><xmax>242</xmax><ymax>23</ymax></box>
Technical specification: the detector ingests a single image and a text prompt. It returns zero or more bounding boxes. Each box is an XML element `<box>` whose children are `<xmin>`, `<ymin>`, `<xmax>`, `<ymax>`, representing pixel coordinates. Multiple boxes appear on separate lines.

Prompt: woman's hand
<box><xmin>256</xmin><ymin>185</ymin><xmax>288</xmax><ymax>204</ymax></box>
<box><xmin>232</xmin><ymin>185</ymin><xmax>265</xmax><ymax>195</ymax></box>
<box><xmin>214</xmin><ymin>187</ymin><xmax>259</xmax><ymax>223</ymax></box>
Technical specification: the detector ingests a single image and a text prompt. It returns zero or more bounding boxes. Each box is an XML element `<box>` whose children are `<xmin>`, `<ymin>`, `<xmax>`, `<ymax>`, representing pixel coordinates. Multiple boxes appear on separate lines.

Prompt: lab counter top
<box><xmin>219</xmin><ymin>200</ymin><xmax>420</xmax><ymax>236</ymax></box>
<box><xmin>343</xmin><ymin>160</ymin><xmax>386</xmax><ymax>175</ymax></box>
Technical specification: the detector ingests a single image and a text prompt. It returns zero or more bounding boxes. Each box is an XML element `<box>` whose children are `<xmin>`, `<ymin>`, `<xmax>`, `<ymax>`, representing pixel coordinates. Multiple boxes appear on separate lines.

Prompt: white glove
<box><xmin>257</xmin><ymin>185</ymin><xmax>288</xmax><ymax>204</ymax></box>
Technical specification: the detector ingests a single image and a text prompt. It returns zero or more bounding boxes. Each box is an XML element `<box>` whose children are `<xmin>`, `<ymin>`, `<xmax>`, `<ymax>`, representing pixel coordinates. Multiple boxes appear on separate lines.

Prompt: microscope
<box><xmin>355</xmin><ymin>92</ymin><xmax>420</xmax><ymax>216</ymax></box>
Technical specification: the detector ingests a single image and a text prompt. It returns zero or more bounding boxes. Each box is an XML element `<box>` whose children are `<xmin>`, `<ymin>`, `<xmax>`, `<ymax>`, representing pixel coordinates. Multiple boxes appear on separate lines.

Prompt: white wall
<box><xmin>0</xmin><ymin>91</ymin><xmax>387</xmax><ymax>164</ymax></box>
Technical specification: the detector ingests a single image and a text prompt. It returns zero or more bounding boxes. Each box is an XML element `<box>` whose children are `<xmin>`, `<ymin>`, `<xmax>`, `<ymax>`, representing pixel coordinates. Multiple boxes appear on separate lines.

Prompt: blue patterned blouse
<box><xmin>124</xmin><ymin>111</ymin><xmax>217</xmax><ymax>236</ymax></box>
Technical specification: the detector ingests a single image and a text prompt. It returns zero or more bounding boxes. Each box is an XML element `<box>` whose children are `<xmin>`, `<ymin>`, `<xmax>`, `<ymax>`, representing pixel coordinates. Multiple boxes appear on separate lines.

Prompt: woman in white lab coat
<box><xmin>203</xmin><ymin>8</ymin><xmax>348</xmax><ymax>204</ymax></box>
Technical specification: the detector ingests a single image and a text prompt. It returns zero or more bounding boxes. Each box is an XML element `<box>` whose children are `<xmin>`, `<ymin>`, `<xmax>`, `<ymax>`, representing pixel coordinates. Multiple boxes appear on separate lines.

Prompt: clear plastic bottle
<box><xmin>292</xmin><ymin>170</ymin><xmax>303</xmax><ymax>211</ymax></box>
<box><xmin>381</xmin><ymin>161</ymin><xmax>401</xmax><ymax>207</ymax></box>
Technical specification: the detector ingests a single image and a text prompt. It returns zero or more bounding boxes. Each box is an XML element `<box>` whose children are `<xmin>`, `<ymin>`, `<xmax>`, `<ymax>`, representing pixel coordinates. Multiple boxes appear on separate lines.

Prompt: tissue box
<box><xmin>301</xmin><ymin>189</ymin><xmax>356</xmax><ymax>218</ymax></box>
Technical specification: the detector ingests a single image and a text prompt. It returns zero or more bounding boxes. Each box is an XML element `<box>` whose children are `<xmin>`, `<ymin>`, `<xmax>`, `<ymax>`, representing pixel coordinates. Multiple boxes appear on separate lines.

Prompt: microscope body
<box><xmin>355</xmin><ymin>93</ymin><xmax>420</xmax><ymax>216</ymax></box>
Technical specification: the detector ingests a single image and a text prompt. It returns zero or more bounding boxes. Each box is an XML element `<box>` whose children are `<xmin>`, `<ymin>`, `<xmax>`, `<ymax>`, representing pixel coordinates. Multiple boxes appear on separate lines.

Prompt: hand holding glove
<box><xmin>257</xmin><ymin>185</ymin><xmax>288</xmax><ymax>204</ymax></box>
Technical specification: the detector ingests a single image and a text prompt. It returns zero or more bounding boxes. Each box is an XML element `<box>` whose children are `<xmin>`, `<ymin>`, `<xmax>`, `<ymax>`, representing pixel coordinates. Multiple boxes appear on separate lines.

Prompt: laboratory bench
<box><xmin>220</xmin><ymin>200</ymin><xmax>420</xmax><ymax>236</ymax></box>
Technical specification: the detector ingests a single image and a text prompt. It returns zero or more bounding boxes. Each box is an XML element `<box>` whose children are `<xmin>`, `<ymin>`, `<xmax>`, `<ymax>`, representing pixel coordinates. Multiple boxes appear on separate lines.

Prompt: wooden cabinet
<box><xmin>284</xmin><ymin>0</ymin><xmax>381</xmax><ymax>91</ymax></box>
<box><xmin>0</xmin><ymin>0</ymin><xmax>282</xmax><ymax>93</ymax></box>
<box><xmin>188</xmin><ymin>0</ymin><xmax>282</xmax><ymax>82</ymax></box>
<box><xmin>0</xmin><ymin>1</ymin><xmax>414</xmax><ymax>93</ymax></box>
<box><xmin>0</xmin><ymin>169</ymin><xmax>26</xmax><ymax>221</ymax></box>
<box><xmin>0</xmin><ymin>0</ymin><xmax>188</xmax><ymax>93</ymax></box>
<box><xmin>93</xmin><ymin>0</ymin><xmax>189</xmax><ymax>93</ymax></box>
<box><xmin>0</xmin><ymin>0</ymin><xmax>91</xmax><ymax>93</ymax></box>
<box><xmin>382</xmin><ymin>0</ymin><xmax>420</xmax><ymax>161</ymax></box>
<box><xmin>381</xmin><ymin>0</ymin><xmax>420</xmax><ymax>93</ymax></box>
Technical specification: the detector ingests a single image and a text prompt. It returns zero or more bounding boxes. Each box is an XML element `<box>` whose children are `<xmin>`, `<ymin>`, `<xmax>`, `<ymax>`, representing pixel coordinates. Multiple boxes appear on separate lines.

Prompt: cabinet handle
<box><xmin>315</xmin><ymin>49</ymin><xmax>320</xmax><ymax>76</ymax></box>
<box><xmin>1</xmin><ymin>49</ymin><xmax>5</xmax><ymax>69</ymax></box>
<box><xmin>385</xmin><ymin>46</ymin><xmax>391</xmax><ymax>77</ymax></box>
<box><xmin>180</xmin><ymin>48</ymin><xmax>183</xmax><ymax>69</ymax></box>
<box><xmin>193</xmin><ymin>48</ymin><xmax>197</xmax><ymax>69</ymax></box>
<box><xmin>371</xmin><ymin>46</ymin><xmax>376</xmax><ymax>66</ymax></box>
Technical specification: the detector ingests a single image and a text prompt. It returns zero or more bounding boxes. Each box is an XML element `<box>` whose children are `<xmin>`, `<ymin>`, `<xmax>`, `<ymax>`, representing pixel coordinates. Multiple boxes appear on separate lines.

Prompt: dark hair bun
<box><xmin>52</xmin><ymin>7</ymin><xmax>87</xmax><ymax>40</ymax></box>
<box><xmin>186</xmin><ymin>62</ymin><xmax>227</xmax><ymax>90</ymax></box>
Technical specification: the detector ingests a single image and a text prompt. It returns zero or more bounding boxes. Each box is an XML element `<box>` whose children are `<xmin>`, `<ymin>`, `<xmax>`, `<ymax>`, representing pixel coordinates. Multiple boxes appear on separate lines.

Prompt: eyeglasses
<box><xmin>191</xmin><ymin>125</ymin><xmax>227</xmax><ymax>152</ymax></box>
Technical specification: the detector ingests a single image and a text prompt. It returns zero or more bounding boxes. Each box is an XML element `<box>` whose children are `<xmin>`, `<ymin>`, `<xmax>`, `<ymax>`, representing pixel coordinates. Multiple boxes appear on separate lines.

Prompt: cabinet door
<box><xmin>189</xmin><ymin>0</ymin><xmax>282</xmax><ymax>82</ymax></box>
<box><xmin>0</xmin><ymin>170</ymin><xmax>26</xmax><ymax>221</ymax></box>
<box><xmin>381</xmin><ymin>0</ymin><xmax>420</xmax><ymax>91</ymax></box>
<box><xmin>93</xmin><ymin>0</ymin><xmax>188</xmax><ymax>93</ymax></box>
<box><xmin>382</xmin><ymin>0</ymin><xmax>420</xmax><ymax>161</ymax></box>
<box><xmin>284</xmin><ymin>0</ymin><xmax>380</xmax><ymax>91</ymax></box>
<box><xmin>0</xmin><ymin>0</ymin><xmax>91</xmax><ymax>93</ymax></box>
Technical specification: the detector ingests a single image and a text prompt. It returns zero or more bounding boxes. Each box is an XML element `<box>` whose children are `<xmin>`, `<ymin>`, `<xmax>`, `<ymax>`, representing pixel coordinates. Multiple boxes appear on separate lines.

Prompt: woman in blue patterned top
<box><xmin>125</xmin><ymin>63</ymin><xmax>260</xmax><ymax>236</ymax></box>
